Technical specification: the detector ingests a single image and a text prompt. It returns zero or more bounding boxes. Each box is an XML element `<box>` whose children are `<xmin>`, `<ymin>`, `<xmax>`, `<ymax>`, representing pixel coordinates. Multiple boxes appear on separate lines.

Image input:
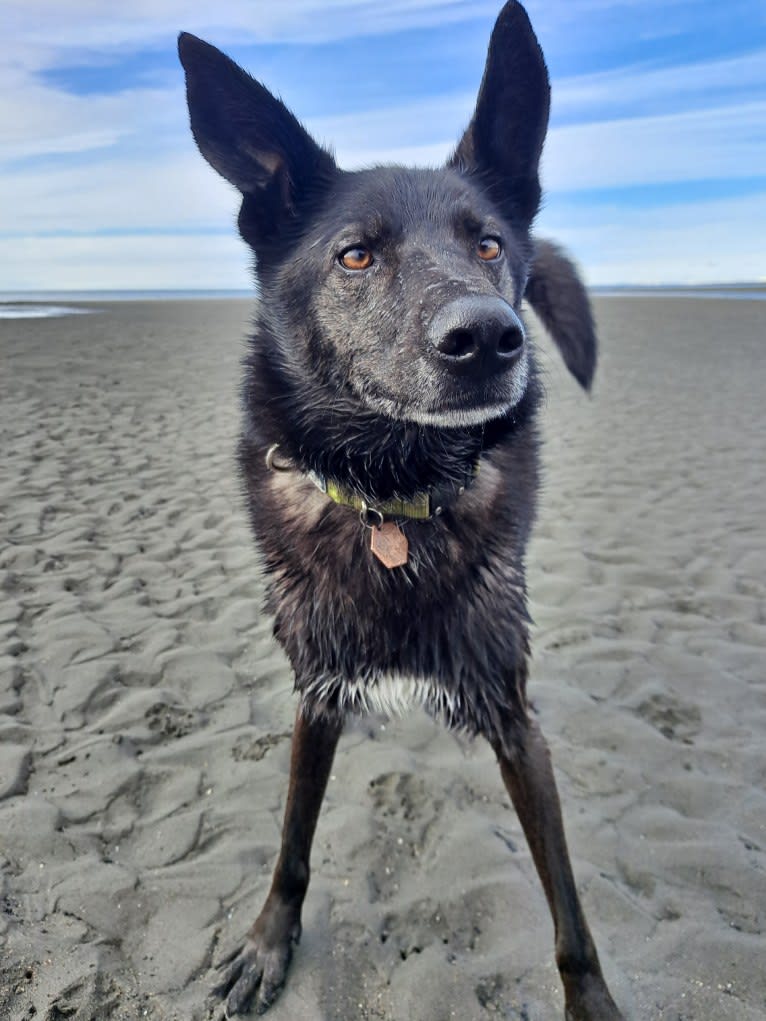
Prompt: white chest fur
<box><xmin>306</xmin><ymin>673</ymin><xmax>461</xmax><ymax>720</ymax></box>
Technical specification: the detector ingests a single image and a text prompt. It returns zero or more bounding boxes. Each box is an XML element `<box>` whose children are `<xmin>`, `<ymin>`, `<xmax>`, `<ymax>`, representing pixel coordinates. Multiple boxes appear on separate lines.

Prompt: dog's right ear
<box><xmin>178</xmin><ymin>33</ymin><xmax>336</xmax><ymax>236</ymax></box>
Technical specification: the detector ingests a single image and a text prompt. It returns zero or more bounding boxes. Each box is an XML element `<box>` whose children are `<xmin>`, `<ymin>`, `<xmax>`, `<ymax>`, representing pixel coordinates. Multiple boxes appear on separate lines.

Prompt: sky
<box><xmin>2</xmin><ymin>0</ymin><xmax>765</xmax><ymax>290</ymax></box>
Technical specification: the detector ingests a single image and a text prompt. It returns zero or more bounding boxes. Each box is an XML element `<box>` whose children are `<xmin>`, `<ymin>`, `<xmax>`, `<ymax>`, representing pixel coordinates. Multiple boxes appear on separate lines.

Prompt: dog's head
<box><xmin>179</xmin><ymin>1</ymin><xmax>595</xmax><ymax>431</ymax></box>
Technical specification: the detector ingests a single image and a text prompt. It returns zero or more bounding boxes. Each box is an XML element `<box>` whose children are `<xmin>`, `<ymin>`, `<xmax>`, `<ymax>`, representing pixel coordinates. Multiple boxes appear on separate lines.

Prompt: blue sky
<box><xmin>2</xmin><ymin>0</ymin><xmax>765</xmax><ymax>289</ymax></box>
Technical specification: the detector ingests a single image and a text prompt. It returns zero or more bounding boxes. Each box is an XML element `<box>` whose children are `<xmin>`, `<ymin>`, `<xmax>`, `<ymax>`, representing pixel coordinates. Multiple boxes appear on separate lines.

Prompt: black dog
<box><xmin>179</xmin><ymin>4</ymin><xmax>624</xmax><ymax>1018</ymax></box>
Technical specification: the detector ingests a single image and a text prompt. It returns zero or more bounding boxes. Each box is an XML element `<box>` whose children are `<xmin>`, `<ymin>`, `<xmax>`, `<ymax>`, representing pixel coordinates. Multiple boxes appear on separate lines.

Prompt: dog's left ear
<box><xmin>449</xmin><ymin>1</ymin><xmax>550</xmax><ymax>228</ymax></box>
<box><xmin>524</xmin><ymin>239</ymin><xmax>597</xmax><ymax>390</ymax></box>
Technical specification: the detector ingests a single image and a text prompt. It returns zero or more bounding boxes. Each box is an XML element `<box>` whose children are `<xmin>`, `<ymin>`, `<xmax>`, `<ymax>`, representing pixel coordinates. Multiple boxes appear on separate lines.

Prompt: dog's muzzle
<box><xmin>427</xmin><ymin>296</ymin><xmax>525</xmax><ymax>377</ymax></box>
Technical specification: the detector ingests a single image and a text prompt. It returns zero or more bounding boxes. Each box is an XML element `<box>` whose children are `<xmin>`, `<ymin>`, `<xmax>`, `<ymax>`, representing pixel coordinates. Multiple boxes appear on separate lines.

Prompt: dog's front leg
<box><xmin>491</xmin><ymin>718</ymin><xmax>624</xmax><ymax>1021</ymax></box>
<box><xmin>213</xmin><ymin>706</ymin><xmax>343</xmax><ymax>1016</ymax></box>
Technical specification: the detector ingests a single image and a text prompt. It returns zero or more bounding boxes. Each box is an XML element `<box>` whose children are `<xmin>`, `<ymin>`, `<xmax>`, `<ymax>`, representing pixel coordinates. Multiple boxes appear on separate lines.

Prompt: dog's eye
<box><xmin>339</xmin><ymin>246</ymin><xmax>374</xmax><ymax>271</ymax></box>
<box><xmin>477</xmin><ymin>237</ymin><xmax>502</xmax><ymax>261</ymax></box>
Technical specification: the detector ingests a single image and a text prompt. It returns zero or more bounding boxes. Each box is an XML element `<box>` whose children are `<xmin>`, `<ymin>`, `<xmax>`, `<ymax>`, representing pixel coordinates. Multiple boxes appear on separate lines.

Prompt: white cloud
<box><xmin>0</xmin><ymin>148</ymin><xmax>238</xmax><ymax>235</ymax></box>
<box><xmin>552</xmin><ymin>49</ymin><xmax>766</xmax><ymax>121</ymax></box>
<box><xmin>0</xmin><ymin>233</ymin><xmax>251</xmax><ymax>291</ymax></box>
<box><xmin>5</xmin><ymin>0</ymin><xmax>500</xmax><ymax>61</ymax></box>
<box><xmin>317</xmin><ymin>98</ymin><xmax>766</xmax><ymax>192</ymax></box>
<box><xmin>5</xmin><ymin>0</ymin><xmax>716</xmax><ymax>88</ymax></box>
<box><xmin>305</xmin><ymin>94</ymin><xmax>473</xmax><ymax>157</ymax></box>
<box><xmin>0</xmin><ymin>78</ymin><xmax>181</xmax><ymax>162</ymax></box>
<box><xmin>537</xmin><ymin>191</ymin><xmax>766</xmax><ymax>286</ymax></box>
<box><xmin>542</xmin><ymin>101</ymin><xmax>766</xmax><ymax>191</ymax></box>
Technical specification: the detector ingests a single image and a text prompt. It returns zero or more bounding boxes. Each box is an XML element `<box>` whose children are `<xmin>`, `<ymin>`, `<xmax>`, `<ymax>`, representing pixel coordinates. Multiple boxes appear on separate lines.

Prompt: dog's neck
<box><xmin>246</xmin><ymin>343</ymin><xmax>539</xmax><ymax>504</ymax></box>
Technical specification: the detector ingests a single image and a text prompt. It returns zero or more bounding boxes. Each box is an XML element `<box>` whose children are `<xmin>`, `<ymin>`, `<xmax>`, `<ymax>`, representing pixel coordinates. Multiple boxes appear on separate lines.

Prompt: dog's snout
<box><xmin>428</xmin><ymin>296</ymin><xmax>525</xmax><ymax>373</ymax></box>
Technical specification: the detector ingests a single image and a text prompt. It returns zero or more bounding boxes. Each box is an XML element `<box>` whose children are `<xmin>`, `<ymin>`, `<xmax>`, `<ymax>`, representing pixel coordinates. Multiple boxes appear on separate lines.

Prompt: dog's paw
<box><xmin>211</xmin><ymin>912</ymin><xmax>300</xmax><ymax>1016</ymax></box>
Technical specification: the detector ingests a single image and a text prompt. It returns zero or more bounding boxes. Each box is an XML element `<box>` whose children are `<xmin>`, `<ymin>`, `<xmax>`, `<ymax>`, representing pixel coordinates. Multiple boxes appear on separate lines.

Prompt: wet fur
<box><xmin>179</xmin><ymin>4</ymin><xmax>624</xmax><ymax>1018</ymax></box>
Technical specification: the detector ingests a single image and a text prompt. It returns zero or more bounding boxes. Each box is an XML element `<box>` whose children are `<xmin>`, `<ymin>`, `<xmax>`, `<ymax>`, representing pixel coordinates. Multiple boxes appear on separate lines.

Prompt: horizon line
<box><xmin>2</xmin><ymin>281</ymin><xmax>766</xmax><ymax>300</ymax></box>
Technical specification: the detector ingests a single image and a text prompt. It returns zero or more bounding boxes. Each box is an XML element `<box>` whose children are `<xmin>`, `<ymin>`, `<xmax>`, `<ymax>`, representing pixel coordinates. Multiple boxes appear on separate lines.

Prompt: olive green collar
<box><xmin>313</xmin><ymin>474</ymin><xmax>433</xmax><ymax>520</ymax></box>
<box><xmin>265</xmin><ymin>443</ymin><xmax>478</xmax><ymax>521</ymax></box>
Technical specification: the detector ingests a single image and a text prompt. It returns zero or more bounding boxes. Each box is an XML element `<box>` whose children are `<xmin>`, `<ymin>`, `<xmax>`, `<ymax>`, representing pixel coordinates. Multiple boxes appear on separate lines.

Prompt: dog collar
<box><xmin>265</xmin><ymin>444</ymin><xmax>478</xmax><ymax>522</ymax></box>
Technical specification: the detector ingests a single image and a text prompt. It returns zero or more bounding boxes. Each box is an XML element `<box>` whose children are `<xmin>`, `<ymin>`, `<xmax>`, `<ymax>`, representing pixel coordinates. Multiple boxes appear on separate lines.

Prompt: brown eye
<box><xmin>477</xmin><ymin>236</ymin><xmax>502</xmax><ymax>261</ymax></box>
<box><xmin>339</xmin><ymin>246</ymin><xmax>373</xmax><ymax>271</ymax></box>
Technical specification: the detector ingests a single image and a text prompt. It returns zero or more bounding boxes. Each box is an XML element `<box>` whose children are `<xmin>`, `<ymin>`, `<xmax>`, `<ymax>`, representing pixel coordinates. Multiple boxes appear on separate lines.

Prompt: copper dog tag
<box><xmin>370</xmin><ymin>521</ymin><xmax>408</xmax><ymax>568</ymax></box>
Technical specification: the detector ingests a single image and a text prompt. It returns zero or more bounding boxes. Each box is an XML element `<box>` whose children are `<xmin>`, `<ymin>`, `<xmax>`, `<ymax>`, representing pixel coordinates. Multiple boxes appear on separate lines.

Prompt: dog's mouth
<box><xmin>356</xmin><ymin>348</ymin><xmax>529</xmax><ymax>429</ymax></box>
<box><xmin>413</xmin><ymin>369</ymin><xmax>529</xmax><ymax>427</ymax></box>
<box><xmin>400</xmin><ymin>399</ymin><xmax>517</xmax><ymax>428</ymax></box>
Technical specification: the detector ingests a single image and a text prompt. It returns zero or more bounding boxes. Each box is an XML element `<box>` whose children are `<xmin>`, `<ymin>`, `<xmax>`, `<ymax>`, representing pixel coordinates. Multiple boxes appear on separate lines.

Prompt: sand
<box><xmin>1</xmin><ymin>294</ymin><xmax>764</xmax><ymax>1021</ymax></box>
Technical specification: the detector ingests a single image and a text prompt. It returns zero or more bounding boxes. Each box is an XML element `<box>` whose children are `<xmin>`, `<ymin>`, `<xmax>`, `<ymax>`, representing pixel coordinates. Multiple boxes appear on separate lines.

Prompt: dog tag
<box><xmin>370</xmin><ymin>521</ymin><xmax>408</xmax><ymax>568</ymax></box>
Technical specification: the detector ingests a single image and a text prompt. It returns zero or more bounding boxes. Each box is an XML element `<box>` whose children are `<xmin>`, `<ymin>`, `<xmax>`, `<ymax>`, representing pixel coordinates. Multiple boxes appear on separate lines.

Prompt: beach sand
<box><xmin>1</xmin><ymin>295</ymin><xmax>764</xmax><ymax>1020</ymax></box>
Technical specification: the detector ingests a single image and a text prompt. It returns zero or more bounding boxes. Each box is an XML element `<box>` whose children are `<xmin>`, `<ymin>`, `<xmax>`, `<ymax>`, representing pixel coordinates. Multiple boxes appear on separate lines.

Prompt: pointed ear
<box><xmin>524</xmin><ymin>239</ymin><xmax>597</xmax><ymax>390</ymax></box>
<box><xmin>178</xmin><ymin>32</ymin><xmax>336</xmax><ymax>227</ymax></box>
<box><xmin>449</xmin><ymin>1</ymin><xmax>550</xmax><ymax>228</ymax></box>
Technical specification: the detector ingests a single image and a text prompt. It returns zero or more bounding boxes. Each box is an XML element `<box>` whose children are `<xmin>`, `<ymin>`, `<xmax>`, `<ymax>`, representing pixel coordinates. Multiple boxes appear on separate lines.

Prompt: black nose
<box><xmin>427</xmin><ymin>296</ymin><xmax>525</xmax><ymax>374</ymax></box>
